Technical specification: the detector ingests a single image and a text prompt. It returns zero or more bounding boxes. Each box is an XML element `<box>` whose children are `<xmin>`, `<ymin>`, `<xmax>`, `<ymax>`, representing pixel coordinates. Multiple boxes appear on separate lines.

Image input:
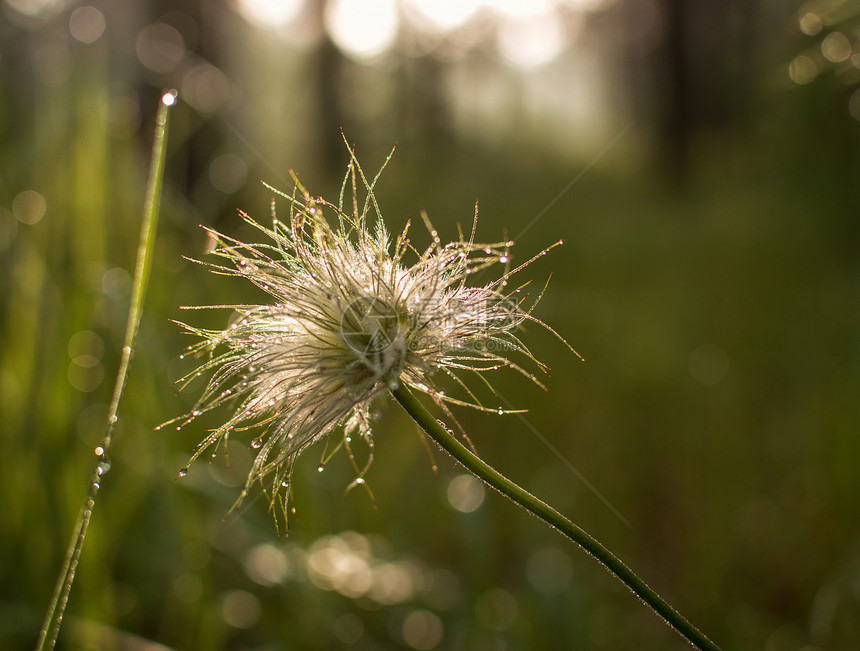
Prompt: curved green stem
<box><xmin>390</xmin><ymin>384</ymin><xmax>722</xmax><ymax>651</ymax></box>
<box><xmin>35</xmin><ymin>91</ymin><xmax>176</xmax><ymax>651</ymax></box>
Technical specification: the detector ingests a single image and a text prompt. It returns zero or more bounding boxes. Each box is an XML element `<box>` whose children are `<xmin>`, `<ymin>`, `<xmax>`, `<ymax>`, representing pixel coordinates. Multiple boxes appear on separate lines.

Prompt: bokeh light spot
<box><xmin>789</xmin><ymin>55</ymin><xmax>817</xmax><ymax>85</ymax></box>
<box><xmin>422</xmin><ymin>569</ymin><xmax>462</xmax><ymax>610</ymax></box>
<box><xmin>488</xmin><ymin>0</ymin><xmax>554</xmax><ymax>19</ymax></box>
<box><xmin>401</xmin><ymin>609</ymin><xmax>443</xmax><ymax>650</ymax></box>
<box><xmin>526</xmin><ymin>546</ymin><xmax>572</xmax><ymax>595</ymax></box>
<box><xmin>69</xmin><ymin>330</ymin><xmax>104</xmax><ymax>361</ymax></box>
<box><xmin>405</xmin><ymin>0</ymin><xmax>481</xmax><ymax>33</ymax></box>
<box><xmin>497</xmin><ymin>10</ymin><xmax>567</xmax><ymax>69</ymax></box>
<box><xmin>72</xmin><ymin>354</ymin><xmax>100</xmax><ymax>369</ymax></box>
<box><xmin>333</xmin><ymin>613</ymin><xmax>364</xmax><ymax>644</ymax></box>
<box><xmin>98</xmin><ymin>83</ymin><xmax>141</xmax><ymax>138</ymax></box>
<box><xmin>136</xmin><ymin>23</ymin><xmax>186</xmax><ymax>73</ymax></box>
<box><xmin>68</xmin><ymin>359</ymin><xmax>104</xmax><ymax>392</ymax></box>
<box><xmin>5</xmin><ymin>0</ymin><xmax>62</xmax><ymax>18</ymax></box>
<box><xmin>307</xmin><ymin>534</ymin><xmax>374</xmax><ymax>598</ymax></box>
<box><xmin>102</xmin><ymin>267</ymin><xmax>132</xmax><ymax>298</ymax></box>
<box><xmin>209</xmin><ymin>153</ymin><xmax>248</xmax><ymax>194</ymax></box>
<box><xmin>244</xmin><ymin>543</ymin><xmax>290</xmax><ymax>585</ymax></box>
<box><xmin>475</xmin><ymin>588</ymin><xmax>518</xmax><ymax>631</ymax></box>
<box><xmin>220</xmin><ymin>590</ymin><xmax>261</xmax><ymax>628</ymax></box>
<box><xmin>565</xmin><ymin>0</ymin><xmax>616</xmax><ymax>11</ymax></box>
<box><xmin>33</xmin><ymin>43</ymin><xmax>71</xmax><ymax>86</ymax></box>
<box><xmin>12</xmin><ymin>190</ymin><xmax>46</xmax><ymax>224</ymax></box>
<box><xmin>369</xmin><ymin>562</ymin><xmax>415</xmax><ymax>605</ymax></box>
<box><xmin>173</xmin><ymin>573</ymin><xmax>203</xmax><ymax>603</ymax></box>
<box><xmin>182</xmin><ymin>61</ymin><xmax>231</xmax><ymax>113</ymax></box>
<box><xmin>848</xmin><ymin>88</ymin><xmax>860</xmax><ymax>122</ymax></box>
<box><xmin>103</xmin><ymin>583</ymin><xmax>137</xmax><ymax>616</ymax></box>
<box><xmin>69</xmin><ymin>6</ymin><xmax>105</xmax><ymax>44</ymax></box>
<box><xmin>233</xmin><ymin>0</ymin><xmax>304</xmax><ymax>28</ymax></box>
<box><xmin>689</xmin><ymin>343</ymin><xmax>728</xmax><ymax>386</ymax></box>
<box><xmin>798</xmin><ymin>12</ymin><xmax>822</xmax><ymax>36</ymax></box>
<box><xmin>446</xmin><ymin>473</ymin><xmax>485</xmax><ymax>513</ymax></box>
<box><xmin>821</xmin><ymin>31</ymin><xmax>852</xmax><ymax>63</ymax></box>
<box><xmin>325</xmin><ymin>0</ymin><xmax>398</xmax><ymax>61</ymax></box>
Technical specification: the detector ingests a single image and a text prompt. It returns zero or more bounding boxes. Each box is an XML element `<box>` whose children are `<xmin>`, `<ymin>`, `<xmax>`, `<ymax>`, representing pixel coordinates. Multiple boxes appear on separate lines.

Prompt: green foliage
<box><xmin>2</xmin><ymin>3</ymin><xmax>859</xmax><ymax>649</ymax></box>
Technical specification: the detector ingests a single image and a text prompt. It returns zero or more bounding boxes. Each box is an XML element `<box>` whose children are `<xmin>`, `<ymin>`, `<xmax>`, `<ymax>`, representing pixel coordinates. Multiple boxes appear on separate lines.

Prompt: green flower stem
<box><xmin>35</xmin><ymin>91</ymin><xmax>176</xmax><ymax>651</ymax></box>
<box><xmin>390</xmin><ymin>383</ymin><xmax>722</xmax><ymax>651</ymax></box>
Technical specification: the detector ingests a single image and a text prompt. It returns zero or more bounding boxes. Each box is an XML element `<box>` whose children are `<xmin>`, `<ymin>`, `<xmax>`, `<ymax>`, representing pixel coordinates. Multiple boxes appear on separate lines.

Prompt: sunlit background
<box><xmin>2</xmin><ymin>0</ymin><xmax>859</xmax><ymax>649</ymax></box>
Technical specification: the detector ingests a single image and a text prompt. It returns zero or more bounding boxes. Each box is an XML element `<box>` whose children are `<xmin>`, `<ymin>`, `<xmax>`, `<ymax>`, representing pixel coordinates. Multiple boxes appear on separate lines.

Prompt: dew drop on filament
<box><xmin>178</xmin><ymin>467</ymin><xmax>188</xmax><ymax>478</ymax></box>
<box><xmin>251</xmin><ymin>437</ymin><xmax>263</xmax><ymax>449</ymax></box>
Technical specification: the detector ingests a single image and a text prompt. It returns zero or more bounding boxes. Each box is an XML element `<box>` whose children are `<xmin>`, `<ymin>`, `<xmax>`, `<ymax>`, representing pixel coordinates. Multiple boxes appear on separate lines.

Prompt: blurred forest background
<box><xmin>1</xmin><ymin>0</ymin><xmax>859</xmax><ymax>649</ymax></box>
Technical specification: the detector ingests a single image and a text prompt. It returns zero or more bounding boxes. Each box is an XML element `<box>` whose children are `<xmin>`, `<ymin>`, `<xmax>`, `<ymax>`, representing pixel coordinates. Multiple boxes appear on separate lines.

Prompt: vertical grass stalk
<box><xmin>390</xmin><ymin>384</ymin><xmax>722</xmax><ymax>651</ymax></box>
<box><xmin>34</xmin><ymin>90</ymin><xmax>176</xmax><ymax>651</ymax></box>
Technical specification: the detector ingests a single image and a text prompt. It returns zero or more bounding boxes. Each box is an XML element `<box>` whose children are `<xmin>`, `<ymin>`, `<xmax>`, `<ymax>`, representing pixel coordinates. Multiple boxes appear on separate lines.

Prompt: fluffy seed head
<box><xmin>168</xmin><ymin>148</ymin><xmax>576</xmax><ymax>530</ymax></box>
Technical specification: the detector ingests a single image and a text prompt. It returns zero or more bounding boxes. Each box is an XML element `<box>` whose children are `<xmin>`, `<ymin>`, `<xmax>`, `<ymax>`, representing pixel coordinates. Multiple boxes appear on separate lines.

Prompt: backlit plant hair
<box><xmin>166</xmin><ymin>146</ymin><xmax>569</xmax><ymax>526</ymax></box>
<box><xmin>169</xmin><ymin>144</ymin><xmax>722</xmax><ymax>651</ymax></box>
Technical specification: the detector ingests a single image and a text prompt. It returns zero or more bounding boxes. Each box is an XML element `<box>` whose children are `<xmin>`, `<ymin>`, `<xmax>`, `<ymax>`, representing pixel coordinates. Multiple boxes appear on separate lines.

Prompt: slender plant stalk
<box><xmin>35</xmin><ymin>91</ymin><xmax>176</xmax><ymax>651</ymax></box>
<box><xmin>390</xmin><ymin>384</ymin><xmax>722</xmax><ymax>651</ymax></box>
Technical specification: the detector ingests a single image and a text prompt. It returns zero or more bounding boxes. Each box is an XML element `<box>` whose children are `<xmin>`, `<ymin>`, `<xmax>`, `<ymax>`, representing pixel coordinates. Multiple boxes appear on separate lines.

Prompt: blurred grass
<box><xmin>2</xmin><ymin>4</ymin><xmax>860</xmax><ymax>650</ymax></box>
